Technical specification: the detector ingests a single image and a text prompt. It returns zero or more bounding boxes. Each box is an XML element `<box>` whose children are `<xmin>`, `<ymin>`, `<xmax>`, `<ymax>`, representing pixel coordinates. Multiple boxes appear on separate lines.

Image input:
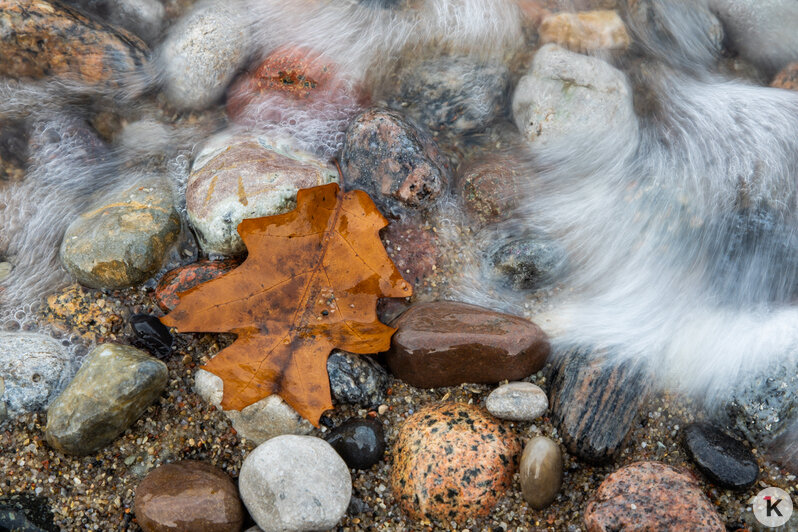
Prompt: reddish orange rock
<box><xmin>584</xmin><ymin>461</ymin><xmax>725</xmax><ymax>532</ymax></box>
<box><xmin>772</xmin><ymin>62</ymin><xmax>798</xmax><ymax>91</ymax></box>
<box><xmin>391</xmin><ymin>402</ymin><xmax>521</xmax><ymax>524</ymax></box>
<box><xmin>154</xmin><ymin>259</ymin><xmax>241</xmax><ymax>312</ymax></box>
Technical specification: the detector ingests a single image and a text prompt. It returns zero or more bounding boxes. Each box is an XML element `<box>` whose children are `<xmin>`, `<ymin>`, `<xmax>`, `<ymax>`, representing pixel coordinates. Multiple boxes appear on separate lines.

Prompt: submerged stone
<box><xmin>539</xmin><ymin>10</ymin><xmax>631</xmax><ymax>52</ymax></box>
<box><xmin>130</xmin><ymin>314</ymin><xmax>173</xmax><ymax>359</ymax></box>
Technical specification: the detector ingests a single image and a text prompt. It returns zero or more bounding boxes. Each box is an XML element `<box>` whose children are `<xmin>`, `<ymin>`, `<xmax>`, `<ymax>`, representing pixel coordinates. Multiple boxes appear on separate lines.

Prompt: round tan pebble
<box><xmin>391</xmin><ymin>402</ymin><xmax>520</xmax><ymax>523</ymax></box>
<box><xmin>519</xmin><ymin>436</ymin><xmax>562</xmax><ymax>509</ymax></box>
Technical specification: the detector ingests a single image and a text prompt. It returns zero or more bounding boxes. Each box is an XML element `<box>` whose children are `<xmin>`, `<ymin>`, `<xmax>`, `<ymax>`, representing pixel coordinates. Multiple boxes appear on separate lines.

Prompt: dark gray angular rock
<box><xmin>327</xmin><ymin>350</ymin><xmax>388</xmax><ymax>408</ymax></box>
<box><xmin>683</xmin><ymin>422</ymin><xmax>758</xmax><ymax>490</ymax></box>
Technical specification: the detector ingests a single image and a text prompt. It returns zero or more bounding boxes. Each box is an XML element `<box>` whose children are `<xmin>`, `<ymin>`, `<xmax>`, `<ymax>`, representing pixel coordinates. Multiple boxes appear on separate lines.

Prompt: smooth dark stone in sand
<box><xmin>154</xmin><ymin>258</ymin><xmax>241</xmax><ymax>312</ymax></box>
<box><xmin>387</xmin><ymin>301</ymin><xmax>550</xmax><ymax>388</ymax></box>
<box><xmin>548</xmin><ymin>348</ymin><xmax>648</xmax><ymax>464</ymax></box>
<box><xmin>0</xmin><ymin>493</ymin><xmax>58</xmax><ymax>532</ymax></box>
<box><xmin>0</xmin><ymin>0</ymin><xmax>149</xmax><ymax>90</ymax></box>
<box><xmin>341</xmin><ymin>107</ymin><xmax>451</xmax><ymax>217</ymax></box>
<box><xmin>391</xmin><ymin>402</ymin><xmax>520</xmax><ymax>523</ymax></box>
<box><xmin>134</xmin><ymin>461</ymin><xmax>244</xmax><ymax>532</ymax></box>
<box><xmin>683</xmin><ymin>422</ymin><xmax>758</xmax><ymax>490</ymax></box>
<box><xmin>130</xmin><ymin>314</ymin><xmax>173</xmax><ymax>359</ymax></box>
<box><xmin>327</xmin><ymin>350</ymin><xmax>388</xmax><ymax>408</ymax></box>
<box><xmin>325</xmin><ymin>418</ymin><xmax>386</xmax><ymax>470</ymax></box>
<box><xmin>584</xmin><ymin>461</ymin><xmax>725</xmax><ymax>531</ymax></box>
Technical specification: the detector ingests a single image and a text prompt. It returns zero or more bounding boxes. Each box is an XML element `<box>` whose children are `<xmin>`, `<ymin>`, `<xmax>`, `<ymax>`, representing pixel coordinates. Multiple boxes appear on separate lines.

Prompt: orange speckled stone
<box><xmin>391</xmin><ymin>402</ymin><xmax>521</xmax><ymax>524</ymax></box>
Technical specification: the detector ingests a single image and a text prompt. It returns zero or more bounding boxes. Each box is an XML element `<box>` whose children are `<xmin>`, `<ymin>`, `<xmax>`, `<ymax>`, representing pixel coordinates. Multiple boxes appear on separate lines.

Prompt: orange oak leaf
<box><xmin>161</xmin><ymin>183</ymin><xmax>412</xmax><ymax>425</ymax></box>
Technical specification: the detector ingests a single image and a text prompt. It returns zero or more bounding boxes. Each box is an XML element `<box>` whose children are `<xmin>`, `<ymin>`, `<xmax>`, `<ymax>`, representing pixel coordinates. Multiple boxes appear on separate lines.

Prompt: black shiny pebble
<box><xmin>130</xmin><ymin>314</ymin><xmax>173</xmax><ymax>359</ymax></box>
<box><xmin>0</xmin><ymin>493</ymin><xmax>58</xmax><ymax>532</ymax></box>
<box><xmin>325</xmin><ymin>418</ymin><xmax>386</xmax><ymax>470</ymax></box>
<box><xmin>683</xmin><ymin>422</ymin><xmax>759</xmax><ymax>490</ymax></box>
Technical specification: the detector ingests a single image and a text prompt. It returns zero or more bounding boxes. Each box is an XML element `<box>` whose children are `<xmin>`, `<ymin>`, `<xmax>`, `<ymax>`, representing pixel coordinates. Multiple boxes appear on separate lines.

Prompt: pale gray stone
<box><xmin>512</xmin><ymin>44</ymin><xmax>638</xmax><ymax>156</ymax></box>
<box><xmin>159</xmin><ymin>2</ymin><xmax>250</xmax><ymax>110</ymax></box>
<box><xmin>239</xmin><ymin>435</ymin><xmax>352</xmax><ymax>532</ymax></box>
<box><xmin>486</xmin><ymin>381</ymin><xmax>548</xmax><ymax>421</ymax></box>
<box><xmin>194</xmin><ymin>369</ymin><xmax>312</xmax><ymax>445</ymax></box>
<box><xmin>0</xmin><ymin>333</ymin><xmax>72</xmax><ymax>416</ymax></box>
<box><xmin>45</xmin><ymin>344</ymin><xmax>167</xmax><ymax>455</ymax></box>
<box><xmin>60</xmin><ymin>177</ymin><xmax>180</xmax><ymax>289</ymax></box>
<box><xmin>186</xmin><ymin>132</ymin><xmax>338</xmax><ymax>255</ymax></box>
<box><xmin>520</xmin><ymin>436</ymin><xmax>563</xmax><ymax>510</ymax></box>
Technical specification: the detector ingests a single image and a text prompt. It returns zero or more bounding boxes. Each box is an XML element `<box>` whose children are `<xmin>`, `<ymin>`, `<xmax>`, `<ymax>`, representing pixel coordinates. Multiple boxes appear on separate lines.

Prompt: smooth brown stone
<box><xmin>134</xmin><ymin>461</ymin><xmax>244</xmax><ymax>532</ymax></box>
<box><xmin>387</xmin><ymin>301</ymin><xmax>550</xmax><ymax>388</ymax></box>
<box><xmin>549</xmin><ymin>348</ymin><xmax>649</xmax><ymax>464</ymax></box>
<box><xmin>519</xmin><ymin>436</ymin><xmax>562</xmax><ymax>509</ymax></box>
<box><xmin>0</xmin><ymin>0</ymin><xmax>149</xmax><ymax>90</ymax></box>
<box><xmin>584</xmin><ymin>461</ymin><xmax>725</xmax><ymax>531</ymax></box>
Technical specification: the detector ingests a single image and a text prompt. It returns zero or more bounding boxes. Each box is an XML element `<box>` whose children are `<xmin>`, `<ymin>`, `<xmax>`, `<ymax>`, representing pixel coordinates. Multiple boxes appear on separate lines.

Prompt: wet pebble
<box><xmin>584</xmin><ymin>461</ymin><xmax>725</xmax><ymax>531</ymax></box>
<box><xmin>130</xmin><ymin>314</ymin><xmax>173</xmax><ymax>359</ymax></box>
<box><xmin>388</xmin><ymin>56</ymin><xmax>510</xmax><ymax>135</ymax></box>
<box><xmin>239</xmin><ymin>435</ymin><xmax>352</xmax><ymax>532</ymax></box>
<box><xmin>492</xmin><ymin>238</ymin><xmax>562</xmax><ymax>290</ymax></box>
<box><xmin>519</xmin><ymin>436</ymin><xmax>562</xmax><ymax>510</ymax></box>
<box><xmin>683</xmin><ymin>422</ymin><xmax>759</xmax><ymax>490</ymax></box>
<box><xmin>486</xmin><ymin>382</ymin><xmax>548</xmax><ymax>421</ymax></box>
<box><xmin>457</xmin><ymin>152</ymin><xmax>523</xmax><ymax>227</ymax></box>
<box><xmin>60</xmin><ymin>178</ymin><xmax>180</xmax><ymax>290</ymax></box>
<box><xmin>134</xmin><ymin>461</ymin><xmax>244</xmax><ymax>532</ymax></box>
<box><xmin>380</xmin><ymin>222</ymin><xmax>441</xmax><ymax>287</ymax></box>
<box><xmin>391</xmin><ymin>402</ymin><xmax>520</xmax><ymax>523</ymax></box>
<box><xmin>63</xmin><ymin>0</ymin><xmax>165</xmax><ymax>42</ymax></box>
<box><xmin>186</xmin><ymin>132</ymin><xmax>337</xmax><ymax>255</ymax></box>
<box><xmin>341</xmin><ymin>107</ymin><xmax>451</xmax><ymax>217</ymax></box>
<box><xmin>45</xmin><ymin>343</ymin><xmax>168</xmax><ymax>455</ymax></box>
<box><xmin>387</xmin><ymin>301</ymin><xmax>550</xmax><ymax>388</ymax></box>
<box><xmin>772</xmin><ymin>62</ymin><xmax>798</xmax><ymax>90</ymax></box>
<box><xmin>154</xmin><ymin>258</ymin><xmax>241</xmax><ymax>312</ymax></box>
<box><xmin>549</xmin><ymin>348</ymin><xmax>649</xmax><ymax>463</ymax></box>
<box><xmin>160</xmin><ymin>2</ymin><xmax>250</xmax><ymax>109</ymax></box>
<box><xmin>0</xmin><ymin>333</ymin><xmax>72</xmax><ymax>417</ymax></box>
<box><xmin>327</xmin><ymin>350</ymin><xmax>388</xmax><ymax>408</ymax></box>
<box><xmin>539</xmin><ymin>10</ymin><xmax>630</xmax><ymax>52</ymax></box>
<box><xmin>325</xmin><ymin>417</ymin><xmax>386</xmax><ymax>470</ymax></box>
<box><xmin>194</xmin><ymin>369</ymin><xmax>312</xmax><ymax>445</ymax></box>
<box><xmin>0</xmin><ymin>493</ymin><xmax>58</xmax><ymax>532</ymax></box>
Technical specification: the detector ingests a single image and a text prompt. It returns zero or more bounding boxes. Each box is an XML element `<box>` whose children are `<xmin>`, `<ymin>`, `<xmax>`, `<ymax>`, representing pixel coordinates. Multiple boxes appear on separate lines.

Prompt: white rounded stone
<box><xmin>486</xmin><ymin>381</ymin><xmax>548</xmax><ymax>421</ymax></box>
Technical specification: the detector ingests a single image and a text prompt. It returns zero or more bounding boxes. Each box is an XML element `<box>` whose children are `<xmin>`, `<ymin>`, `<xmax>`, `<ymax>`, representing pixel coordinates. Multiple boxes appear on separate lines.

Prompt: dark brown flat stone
<box><xmin>548</xmin><ymin>348</ymin><xmax>649</xmax><ymax>464</ymax></box>
<box><xmin>386</xmin><ymin>301</ymin><xmax>550</xmax><ymax>388</ymax></box>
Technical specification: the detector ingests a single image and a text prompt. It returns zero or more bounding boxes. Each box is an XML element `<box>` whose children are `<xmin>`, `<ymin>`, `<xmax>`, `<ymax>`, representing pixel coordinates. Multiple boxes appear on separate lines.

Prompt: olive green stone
<box><xmin>45</xmin><ymin>344</ymin><xmax>168</xmax><ymax>455</ymax></box>
<box><xmin>60</xmin><ymin>178</ymin><xmax>180</xmax><ymax>289</ymax></box>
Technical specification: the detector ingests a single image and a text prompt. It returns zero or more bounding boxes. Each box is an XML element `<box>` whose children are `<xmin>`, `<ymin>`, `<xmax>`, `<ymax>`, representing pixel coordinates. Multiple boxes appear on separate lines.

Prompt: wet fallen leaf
<box><xmin>161</xmin><ymin>183</ymin><xmax>412</xmax><ymax>424</ymax></box>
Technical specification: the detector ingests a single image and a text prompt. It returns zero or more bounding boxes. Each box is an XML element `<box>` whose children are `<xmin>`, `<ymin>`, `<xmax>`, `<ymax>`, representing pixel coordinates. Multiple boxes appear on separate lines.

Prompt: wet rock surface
<box><xmin>0</xmin><ymin>0</ymin><xmax>149</xmax><ymax>90</ymax></box>
<box><xmin>519</xmin><ymin>436</ymin><xmax>562</xmax><ymax>510</ymax></box>
<box><xmin>341</xmin><ymin>108</ymin><xmax>451</xmax><ymax>217</ymax></box>
<box><xmin>63</xmin><ymin>0</ymin><xmax>165</xmax><ymax>42</ymax></box>
<box><xmin>186</xmin><ymin>132</ymin><xmax>338</xmax><ymax>255</ymax></box>
<box><xmin>584</xmin><ymin>461</ymin><xmax>726</xmax><ymax>531</ymax></box>
<box><xmin>0</xmin><ymin>493</ymin><xmax>58</xmax><ymax>532</ymax></box>
<box><xmin>134</xmin><ymin>461</ymin><xmax>244</xmax><ymax>532</ymax></box>
<box><xmin>391</xmin><ymin>402</ymin><xmax>520</xmax><ymax>523</ymax></box>
<box><xmin>239</xmin><ymin>435</ymin><xmax>352</xmax><ymax>532</ymax></box>
<box><xmin>154</xmin><ymin>258</ymin><xmax>241</xmax><ymax>312</ymax></box>
<box><xmin>194</xmin><ymin>369</ymin><xmax>312</xmax><ymax>445</ymax></box>
<box><xmin>325</xmin><ymin>417</ymin><xmax>386</xmax><ymax>470</ymax></box>
<box><xmin>45</xmin><ymin>343</ymin><xmax>168</xmax><ymax>455</ymax></box>
<box><xmin>327</xmin><ymin>350</ymin><xmax>388</xmax><ymax>408</ymax></box>
<box><xmin>549</xmin><ymin>348</ymin><xmax>649</xmax><ymax>463</ymax></box>
<box><xmin>129</xmin><ymin>314</ymin><xmax>173</xmax><ymax>359</ymax></box>
<box><xmin>387</xmin><ymin>301</ymin><xmax>550</xmax><ymax>388</ymax></box>
<box><xmin>388</xmin><ymin>56</ymin><xmax>510</xmax><ymax>136</ymax></box>
<box><xmin>0</xmin><ymin>333</ymin><xmax>72</xmax><ymax>416</ymax></box>
<box><xmin>539</xmin><ymin>10</ymin><xmax>630</xmax><ymax>52</ymax></box>
<box><xmin>772</xmin><ymin>62</ymin><xmax>798</xmax><ymax>90</ymax></box>
<box><xmin>492</xmin><ymin>238</ymin><xmax>562</xmax><ymax>290</ymax></box>
<box><xmin>683</xmin><ymin>422</ymin><xmax>759</xmax><ymax>490</ymax></box>
<box><xmin>380</xmin><ymin>221</ymin><xmax>441</xmax><ymax>287</ymax></box>
<box><xmin>456</xmin><ymin>152</ymin><xmax>523</xmax><ymax>227</ymax></box>
<box><xmin>60</xmin><ymin>178</ymin><xmax>180</xmax><ymax>290</ymax></box>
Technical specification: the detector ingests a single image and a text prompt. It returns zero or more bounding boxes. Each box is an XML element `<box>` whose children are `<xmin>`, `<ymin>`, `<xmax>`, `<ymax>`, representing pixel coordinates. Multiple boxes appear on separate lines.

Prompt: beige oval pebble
<box><xmin>486</xmin><ymin>381</ymin><xmax>548</xmax><ymax>421</ymax></box>
<box><xmin>520</xmin><ymin>436</ymin><xmax>562</xmax><ymax>510</ymax></box>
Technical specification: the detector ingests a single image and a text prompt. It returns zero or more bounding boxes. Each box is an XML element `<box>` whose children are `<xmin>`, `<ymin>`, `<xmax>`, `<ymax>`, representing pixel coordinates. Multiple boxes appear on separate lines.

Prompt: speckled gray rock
<box><xmin>328</xmin><ymin>350</ymin><xmax>388</xmax><ymax>408</ymax></box>
<box><xmin>186</xmin><ymin>132</ymin><xmax>338</xmax><ymax>255</ymax></box>
<box><xmin>389</xmin><ymin>56</ymin><xmax>510</xmax><ymax>135</ymax></box>
<box><xmin>520</xmin><ymin>436</ymin><xmax>562</xmax><ymax>510</ymax></box>
<box><xmin>486</xmin><ymin>382</ymin><xmax>548</xmax><ymax>421</ymax></box>
<box><xmin>0</xmin><ymin>333</ymin><xmax>73</xmax><ymax>417</ymax></box>
<box><xmin>60</xmin><ymin>178</ymin><xmax>180</xmax><ymax>289</ymax></box>
<box><xmin>708</xmin><ymin>0</ymin><xmax>798</xmax><ymax>72</ymax></box>
<box><xmin>159</xmin><ymin>2</ymin><xmax>250</xmax><ymax>109</ymax></box>
<box><xmin>45</xmin><ymin>344</ymin><xmax>167</xmax><ymax>455</ymax></box>
<box><xmin>64</xmin><ymin>0</ymin><xmax>165</xmax><ymax>42</ymax></box>
<box><xmin>492</xmin><ymin>238</ymin><xmax>562</xmax><ymax>290</ymax></box>
<box><xmin>239</xmin><ymin>435</ymin><xmax>352</xmax><ymax>532</ymax></box>
<box><xmin>512</xmin><ymin>44</ymin><xmax>638</xmax><ymax>153</ymax></box>
<box><xmin>194</xmin><ymin>369</ymin><xmax>312</xmax><ymax>445</ymax></box>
